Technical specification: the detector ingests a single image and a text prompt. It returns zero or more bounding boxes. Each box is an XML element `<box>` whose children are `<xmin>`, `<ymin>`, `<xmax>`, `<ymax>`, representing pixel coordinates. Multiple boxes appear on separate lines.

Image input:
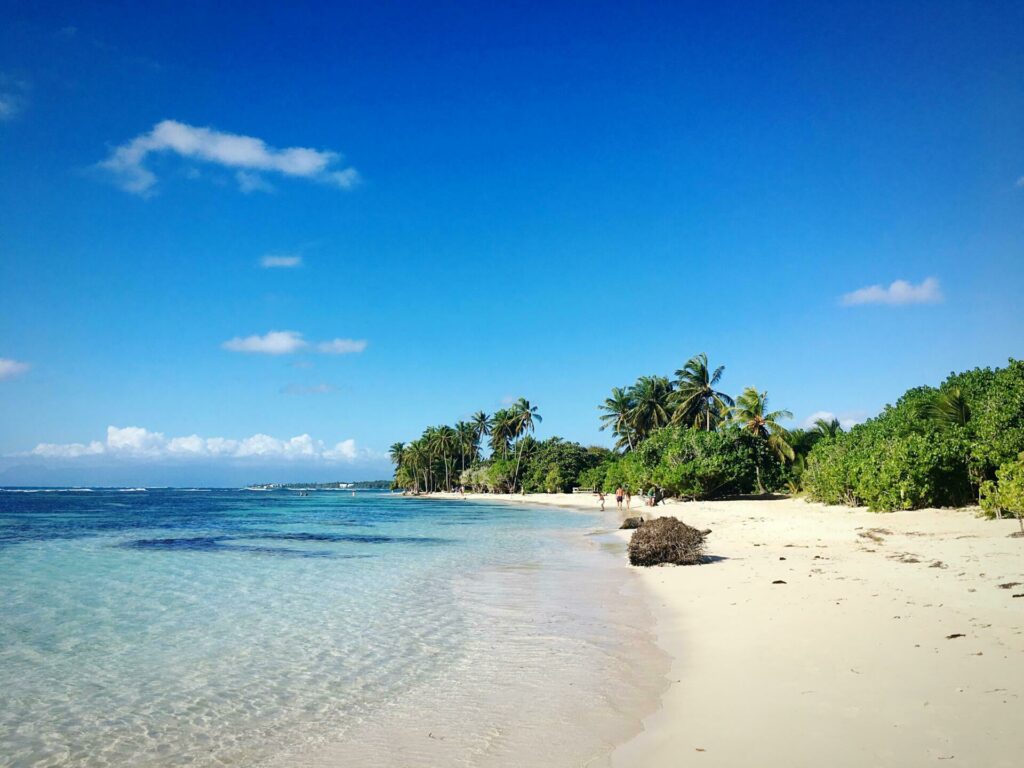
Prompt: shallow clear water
<box><xmin>0</xmin><ymin>489</ymin><xmax>665</xmax><ymax>767</ymax></box>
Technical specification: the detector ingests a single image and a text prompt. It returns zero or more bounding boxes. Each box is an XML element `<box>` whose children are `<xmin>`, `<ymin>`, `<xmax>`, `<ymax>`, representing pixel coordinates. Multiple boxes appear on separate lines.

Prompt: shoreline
<box><xmin>427</xmin><ymin>491</ymin><xmax>1024</xmax><ymax>767</ymax></box>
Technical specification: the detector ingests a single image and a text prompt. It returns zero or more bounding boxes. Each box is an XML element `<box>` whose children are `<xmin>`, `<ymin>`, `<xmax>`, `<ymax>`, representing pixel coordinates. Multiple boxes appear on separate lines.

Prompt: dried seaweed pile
<box><xmin>627</xmin><ymin>516</ymin><xmax>707</xmax><ymax>566</ymax></box>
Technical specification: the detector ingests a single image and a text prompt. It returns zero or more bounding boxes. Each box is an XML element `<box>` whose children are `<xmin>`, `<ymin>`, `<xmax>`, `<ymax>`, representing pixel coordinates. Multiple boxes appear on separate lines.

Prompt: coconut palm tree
<box><xmin>671</xmin><ymin>353</ymin><xmax>734</xmax><ymax>431</ymax></box>
<box><xmin>388</xmin><ymin>442</ymin><xmax>405</xmax><ymax>467</ymax></box>
<box><xmin>471</xmin><ymin>411</ymin><xmax>493</xmax><ymax>454</ymax></box>
<box><xmin>812</xmin><ymin>417</ymin><xmax>843</xmax><ymax>438</ymax></box>
<box><xmin>918</xmin><ymin>387</ymin><xmax>977</xmax><ymax>496</ymax></box>
<box><xmin>731</xmin><ymin>387</ymin><xmax>795</xmax><ymax>492</ymax></box>
<box><xmin>454</xmin><ymin>421</ymin><xmax>476</xmax><ymax>479</ymax></box>
<box><xmin>490</xmin><ymin>409</ymin><xmax>515</xmax><ymax>459</ymax></box>
<box><xmin>510</xmin><ymin>398</ymin><xmax>542</xmax><ymax>492</ymax></box>
<box><xmin>628</xmin><ymin>376</ymin><xmax>674</xmax><ymax>443</ymax></box>
<box><xmin>599</xmin><ymin>386</ymin><xmax>637</xmax><ymax>451</ymax></box>
<box><xmin>919</xmin><ymin>387</ymin><xmax>971</xmax><ymax>428</ymax></box>
<box><xmin>429</xmin><ymin>426</ymin><xmax>458</xmax><ymax>492</ymax></box>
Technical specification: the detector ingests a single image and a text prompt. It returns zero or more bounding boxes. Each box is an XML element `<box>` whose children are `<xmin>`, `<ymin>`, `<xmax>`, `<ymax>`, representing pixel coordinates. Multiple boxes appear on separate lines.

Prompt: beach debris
<box><xmin>627</xmin><ymin>517</ymin><xmax>707</xmax><ymax>566</ymax></box>
<box><xmin>620</xmin><ymin>516</ymin><xmax>644</xmax><ymax>530</ymax></box>
<box><xmin>857</xmin><ymin>528</ymin><xmax>891</xmax><ymax>544</ymax></box>
<box><xmin>946</xmin><ymin>633</ymin><xmax>966</xmax><ymax>640</ymax></box>
<box><xmin>929</xmin><ymin>561</ymin><xmax>947</xmax><ymax>568</ymax></box>
<box><xmin>779</xmin><ymin>556</ymin><xmax>787</xmax><ymax>560</ymax></box>
<box><xmin>772</xmin><ymin>579</ymin><xmax>787</xmax><ymax>584</ymax></box>
<box><xmin>997</xmin><ymin>582</ymin><xmax>1022</xmax><ymax>589</ymax></box>
<box><xmin>1014</xmin><ymin>594</ymin><xmax>1024</xmax><ymax>598</ymax></box>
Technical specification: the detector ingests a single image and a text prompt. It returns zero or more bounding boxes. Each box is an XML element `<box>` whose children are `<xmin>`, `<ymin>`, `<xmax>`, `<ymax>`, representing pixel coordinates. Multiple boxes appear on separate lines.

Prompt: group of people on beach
<box><xmin>596</xmin><ymin>486</ymin><xmax>658</xmax><ymax>512</ymax></box>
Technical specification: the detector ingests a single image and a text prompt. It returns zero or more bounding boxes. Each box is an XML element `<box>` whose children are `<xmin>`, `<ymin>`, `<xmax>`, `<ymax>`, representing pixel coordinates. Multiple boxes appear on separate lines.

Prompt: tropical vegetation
<box><xmin>390</xmin><ymin>355</ymin><xmax>1024</xmax><ymax>516</ymax></box>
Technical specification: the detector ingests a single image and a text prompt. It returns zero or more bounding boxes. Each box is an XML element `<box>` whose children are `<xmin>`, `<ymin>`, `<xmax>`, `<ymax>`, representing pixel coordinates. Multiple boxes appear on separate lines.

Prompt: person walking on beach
<box><xmin>615</xmin><ymin>486</ymin><xmax>624</xmax><ymax>511</ymax></box>
<box><xmin>597</xmin><ymin>490</ymin><xmax>606</xmax><ymax>511</ymax></box>
<box><xmin>624</xmin><ymin>489</ymin><xmax>631</xmax><ymax>511</ymax></box>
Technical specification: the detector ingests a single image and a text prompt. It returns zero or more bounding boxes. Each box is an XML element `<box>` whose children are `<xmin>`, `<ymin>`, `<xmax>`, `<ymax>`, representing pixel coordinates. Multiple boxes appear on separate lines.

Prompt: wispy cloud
<box><xmin>0</xmin><ymin>358</ymin><xmax>30</xmax><ymax>381</ymax></box>
<box><xmin>0</xmin><ymin>74</ymin><xmax>29</xmax><ymax>121</ymax></box>
<box><xmin>260</xmin><ymin>254</ymin><xmax>303</xmax><ymax>268</ymax></box>
<box><xmin>222</xmin><ymin>331</ymin><xmax>367</xmax><ymax>356</ymax></box>
<box><xmin>26</xmin><ymin>426</ymin><xmax>367</xmax><ymax>463</ymax></box>
<box><xmin>236</xmin><ymin>170</ymin><xmax>275</xmax><ymax>194</ymax></box>
<box><xmin>98</xmin><ymin>120</ymin><xmax>360</xmax><ymax>196</ymax></box>
<box><xmin>222</xmin><ymin>330</ymin><xmax>308</xmax><ymax>355</ymax></box>
<box><xmin>841</xmin><ymin>277</ymin><xmax>943</xmax><ymax>307</ymax></box>
<box><xmin>317</xmin><ymin>338</ymin><xmax>367</xmax><ymax>355</ymax></box>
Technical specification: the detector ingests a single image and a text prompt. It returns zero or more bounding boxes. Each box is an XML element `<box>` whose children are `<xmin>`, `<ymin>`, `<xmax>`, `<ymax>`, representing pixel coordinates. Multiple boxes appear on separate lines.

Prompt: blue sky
<box><xmin>1</xmin><ymin>0</ymin><xmax>1022</xmax><ymax>485</ymax></box>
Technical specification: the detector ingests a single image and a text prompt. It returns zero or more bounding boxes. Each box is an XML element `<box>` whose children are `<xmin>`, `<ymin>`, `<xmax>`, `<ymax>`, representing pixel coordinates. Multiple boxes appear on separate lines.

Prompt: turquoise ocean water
<box><xmin>0</xmin><ymin>489</ymin><xmax>664</xmax><ymax>767</ymax></box>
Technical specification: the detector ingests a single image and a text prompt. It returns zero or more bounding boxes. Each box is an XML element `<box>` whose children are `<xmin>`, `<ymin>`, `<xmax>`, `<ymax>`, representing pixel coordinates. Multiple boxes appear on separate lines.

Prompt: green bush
<box><xmin>979</xmin><ymin>453</ymin><xmax>1024</xmax><ymax>534</ymax></box>
<box><xmin>803</xmin><ymin>361</ymin><xmax>1024</xmax><ymax>511</ymax></box>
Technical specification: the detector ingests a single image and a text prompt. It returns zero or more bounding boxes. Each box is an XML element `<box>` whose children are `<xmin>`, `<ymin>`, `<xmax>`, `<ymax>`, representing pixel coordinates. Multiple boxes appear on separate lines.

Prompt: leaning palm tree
<box><xmin>388</xmin><ymin>441</ymin><xmax>405</xmax><ymax>467</ymax></box>
<box><xmin>671</xmin><ymin>353</ymin><xmax>734</xmax><ymax>431</ymax></box>
<box><xmin>730</xmin><ymin>387</ymin><xmax>795</xmax><ymax>492</ymax></box>
<box><xmin>628</xmin><ymin>376</ymin><xmax>674</xmax><ymax>443</ymax></box>
<box><xmin>510</xmin><ymin>398</ymin><xmax>542</xmax><ymax>492</ymax></box>
<box><xmin>812</xmin><ymin>417</ymin><xmax>843</xmax><ymax>438</ymax></box>
<box><xmin>599</xmin><ymin>386</ymin><xmax>637</xmax><ymax>451</ymax></box>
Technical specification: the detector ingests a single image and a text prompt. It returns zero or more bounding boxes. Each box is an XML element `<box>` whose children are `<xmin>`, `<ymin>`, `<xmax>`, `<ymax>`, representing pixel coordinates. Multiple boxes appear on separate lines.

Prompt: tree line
<box><xmin>389</xmin><ymin>355</ymin><xmax>1024</xmax><ymax>521</ymax></box>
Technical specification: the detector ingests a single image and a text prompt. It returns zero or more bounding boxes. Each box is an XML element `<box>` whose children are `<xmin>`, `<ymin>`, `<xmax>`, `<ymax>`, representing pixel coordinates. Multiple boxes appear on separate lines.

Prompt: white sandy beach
<box><xmin>433</xmin><ymin>492</ymin><xmax>1024</xmax><ymax>767</ymax></box>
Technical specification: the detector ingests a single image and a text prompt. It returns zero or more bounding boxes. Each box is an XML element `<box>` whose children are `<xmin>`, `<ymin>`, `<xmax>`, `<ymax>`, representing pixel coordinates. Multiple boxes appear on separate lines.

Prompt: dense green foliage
<box><xmin>979</xmin><ymin>453</ymin><xmax>1024</xmax><ymax>534</ymax></box>
<box><xmin>391</xmin><ymin>355</ymin><xmax>1024</xmax><ymax>515</ymax></box>
<box><xmin>804</xmin><ymin>360</ymin><xmax>1024</xmax><ymax>511</ymax></box>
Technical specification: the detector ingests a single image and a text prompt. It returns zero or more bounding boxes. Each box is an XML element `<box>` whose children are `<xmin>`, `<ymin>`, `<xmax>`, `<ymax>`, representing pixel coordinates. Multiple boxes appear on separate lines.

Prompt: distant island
<box><xmin>245</xmin><ymin>480</ymin><xmax>392</xmax><ymax>491</ymax></box>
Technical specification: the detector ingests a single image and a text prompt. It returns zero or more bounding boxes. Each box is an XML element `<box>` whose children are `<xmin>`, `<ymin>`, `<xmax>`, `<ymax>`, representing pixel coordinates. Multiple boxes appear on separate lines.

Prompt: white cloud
<box><xmin>223</xmin><ymin>332</ymin><xmax>367</xmax><ymax>356</ymax></box>
<box><xmin>0</xmin><ymin>358</ymin><xmax>30</xmax><ymax>381</ymax></box>
<box><xmin>26</xmin><ymin>426</ymin><xmax>368</xmax><ymax>464</ymax></box>
<box><xmin>222</xmin><ymin>330</ymin><xmax>308</xmax><ymax>355</ymax></box>
<box><xmin>801</xmin><ymin>410</ymin><xmax>865</xmax><ymax>431</ymax></box>
<box><xmin>30</xmin><ymin>441</ymin><xmax>104</xmax><ymax>458</ymax></box>
<box><xmin>1016</xmin><ymin>176</ymin><xmax>1024</xmax><ymax>188</ymax></box>
<box><xmin>841</xmin><ymin>277</ymin><xmax>943</xmax><ymax>307</ymax></box>
<box><xmin>98</xmin><ymin>119</ymin><xmax>360</xmax><ymax>195</ymax></box>
<box><xmin>0</xmin><ymin>74</ymin><xmax>28</xmax><ymax>121</ymax></box>
<box><xmin>324</xmin><ymin>439</ymin><xmax>357</xmax><ymax>461</ymax></box>
<box><xmin>260</xmin><ymin>254</ymin><xmax>302</xmax><ymax>268</ymax></box>
<box><xmin>316</xmin><ymin>338</ymin><xmax>367</xmax><ymax>355</ymax></box>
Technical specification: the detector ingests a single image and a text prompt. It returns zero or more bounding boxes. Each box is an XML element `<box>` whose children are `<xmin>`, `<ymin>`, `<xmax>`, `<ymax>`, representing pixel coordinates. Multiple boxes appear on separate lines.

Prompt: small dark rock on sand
<box><xmin>620</xmin><ymin>517</ymin><xmax>644</xmax><ymax>530</ymax></box>
<box><xmin>628</xmin><ymin>517</ymin><xmax>707</xmax><ymax>566</ymax></box>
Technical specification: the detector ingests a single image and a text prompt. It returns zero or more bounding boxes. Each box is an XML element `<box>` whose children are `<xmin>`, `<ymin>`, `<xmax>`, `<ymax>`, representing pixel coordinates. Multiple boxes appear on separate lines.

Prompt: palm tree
<box><xmin>510</xmin><ymin>398</ymin><xmax>542</xmax><ymax>492</ymax></box>
<box><xmin>671</xmin><ymin>353</ymin><xmax>734</xmax><ymax>431</ymax></box>
<box><xmin>599</xmin><ymin>386</ymin><xmax>637</xmax><ymax>451</ymax></box>
<box><xmin>454</xmin><ymin>421</ymin><xmax>476</xmax><ymax>480</ymax></box>
<box><xmin>471</xmin><ymin>411</ymin><xmax>493</xmax><ymax>454</ymax></box>
<box><xmin>812</xmin><ymin>417</ymin><xmax>843</xmax><ymax>438</ymax></box>
<box><xmin>628</xmin><ymin>376</ymin><xmax>674</xmax><ymax>443</ymax></box>
<box><xmin>429</xmin><ymin>426</ymin><xmax>458</xmax><ymax>492</ymax></box>
<box><xmin>919</xmin><ymin>387</ymin><xmax>971</xmax><ymax>428</ymax></box>
<box><xmin>404</xmin><ymin>440</ymin><xmax>428</xmax><ymax>493</ymax></box>
<box><xmin>731</xmin><ymin>387</ymin><xmax>794</xmax><ymax>492</ymax></box>
<box><xmin>388</xmin><ymin>441</ymin><xmax>405</xmax><ymax>467</ymax></box>
<box><xmin>490</xmin><ymin>409</ymin><xmax>515</xmax><ymax>460</ymax></box>
<box><xmin>918</xmin><ymin>387</ymin><xmax>977</xmax><ymax>497</ymax></box>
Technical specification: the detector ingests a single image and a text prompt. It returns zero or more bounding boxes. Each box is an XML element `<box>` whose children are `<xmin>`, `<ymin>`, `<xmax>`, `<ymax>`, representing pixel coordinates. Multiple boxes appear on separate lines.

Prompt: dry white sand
<box><xmin>434</xmin><ymin>492</ymin><xmax>1024</xmax><ymax>767</ymax></box>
